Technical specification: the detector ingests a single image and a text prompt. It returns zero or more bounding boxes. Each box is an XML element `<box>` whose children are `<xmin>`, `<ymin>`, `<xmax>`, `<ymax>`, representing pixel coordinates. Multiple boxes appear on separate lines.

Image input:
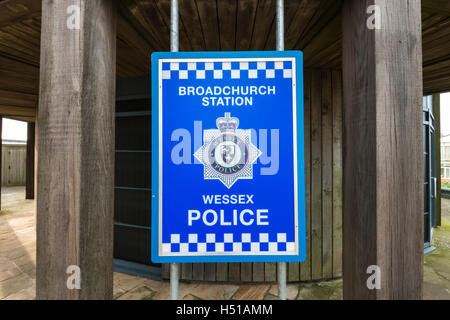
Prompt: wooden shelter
<box><xmin>0</xmin><ymin>0</ymin><xmax>448</xmax><ymax>299</ymax></box>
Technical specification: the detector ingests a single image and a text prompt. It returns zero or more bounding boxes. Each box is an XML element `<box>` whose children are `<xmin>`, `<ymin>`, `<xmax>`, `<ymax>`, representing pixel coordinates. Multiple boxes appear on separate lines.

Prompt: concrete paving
<box><xmin>1</xmin><ymin>186</ymin><xmax>449</xmax><ymax>300</ymax></box>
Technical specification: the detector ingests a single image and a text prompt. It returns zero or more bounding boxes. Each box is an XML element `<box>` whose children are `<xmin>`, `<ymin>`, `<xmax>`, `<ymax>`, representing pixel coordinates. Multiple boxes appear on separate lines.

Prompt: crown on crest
<box><xmin>216</xmin><ymin>113</ymin><xmax>239</xmax><ymax>133</ymax></box>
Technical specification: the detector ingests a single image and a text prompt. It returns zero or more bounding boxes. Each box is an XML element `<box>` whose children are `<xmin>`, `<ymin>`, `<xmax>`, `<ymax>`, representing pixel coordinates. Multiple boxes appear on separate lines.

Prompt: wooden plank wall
<box><xmin>165</xmin><ymin>68</ymin><xmax>343</xmax><ymax>282</ymax></box>
<box><xmin>1</xmin><ymin>144</ymin><xmax>26</xmax><ymax>186</ymax></box>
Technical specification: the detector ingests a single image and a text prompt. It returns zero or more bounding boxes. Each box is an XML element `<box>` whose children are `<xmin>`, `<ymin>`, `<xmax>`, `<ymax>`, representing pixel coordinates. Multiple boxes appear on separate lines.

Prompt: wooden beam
<box><xmin>4</xmin><ymin>115</ymin><xmax>35</xmax><ymax>123</ymax></box>
<box><xmin>422</xmin><ymin>0</ymin><xmax>450</xmax><ymax>16</ymax></box>
<box><xmin>342</xmin><ymin>0</ymin><xmax>423</xmax><ymax>299</ymax></box>
<box><xmin>26</xmin><ymin>122</ymin><xmax>35</xmax><ymax>199</ymax></box>
<box><xmin>0</xmin><ymin>105</ymin><xmax>37</xmax><ymax>118</ymax></box>
<box><xmin>37</xmin><ymin>0</ymin><xmax>117</xmax><ymax>300</ymax></box>
<box><xmin>0</xmin><ymin>90</ymin><xmax>38</xmax><ymax>109</ymax></box>
<box><xmin>0</xmin><ymin>0</ymin><xmax>42</xmax><ymax>28</ymax></box>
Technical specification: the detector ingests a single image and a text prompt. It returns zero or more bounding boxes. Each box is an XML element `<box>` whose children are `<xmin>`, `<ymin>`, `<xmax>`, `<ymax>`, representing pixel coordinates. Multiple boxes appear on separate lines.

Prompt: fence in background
<box><xmin>2</xmin><ymin>144</ymin><xmax>26</xmax><ymax>186</ymax></box>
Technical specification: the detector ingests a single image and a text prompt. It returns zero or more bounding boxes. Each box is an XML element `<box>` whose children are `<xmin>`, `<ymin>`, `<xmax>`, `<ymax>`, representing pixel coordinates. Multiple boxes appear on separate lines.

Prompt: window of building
<box><xmin>442</xmin><ymin>167</ymin><xmax>450</xmax><ymax>179</ymax></box>
<box><xmin>441</xmin><ymin>146</ymin><xmax>450</xmax><ymax>161</ymax></box>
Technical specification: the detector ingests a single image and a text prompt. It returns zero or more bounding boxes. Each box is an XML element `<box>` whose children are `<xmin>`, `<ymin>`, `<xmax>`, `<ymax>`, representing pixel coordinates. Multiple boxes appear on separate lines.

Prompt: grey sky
<box><xmin>2</xmin><ymin>118</ymin><xmax>27</xmax><ymax>141</ymax></box>
<box><xmin>441</xmin><ymin>92</ymin><xmax>450</xmax><ymax>137</ymax></box>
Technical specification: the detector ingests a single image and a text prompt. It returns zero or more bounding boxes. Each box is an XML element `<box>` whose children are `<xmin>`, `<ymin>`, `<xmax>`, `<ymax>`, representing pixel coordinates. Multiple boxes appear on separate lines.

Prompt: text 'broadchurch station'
<box><xmin>178</xmin><ymin>85</ymin><xmax>277</xmax><ymax>107</ymax></box>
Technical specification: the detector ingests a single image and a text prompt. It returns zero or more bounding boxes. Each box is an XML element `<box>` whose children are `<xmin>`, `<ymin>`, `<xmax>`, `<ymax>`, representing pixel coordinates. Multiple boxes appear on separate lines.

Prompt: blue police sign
<box><xmin>151</xmin><ymin>51</ymin><xmax>305</xmax><ymax>263</ymax></box>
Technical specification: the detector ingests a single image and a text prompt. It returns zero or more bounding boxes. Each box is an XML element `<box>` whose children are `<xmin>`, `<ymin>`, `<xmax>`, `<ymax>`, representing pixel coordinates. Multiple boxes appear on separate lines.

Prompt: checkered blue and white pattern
<box><xmin>161</xmin><ymin>61</ymin><xmax>293</xmax><ymax>80</ymax></box>
<box><xmin>162</xmin><ymin>233</ymin><xmax>295</xmax><ymax>254</ymax></box>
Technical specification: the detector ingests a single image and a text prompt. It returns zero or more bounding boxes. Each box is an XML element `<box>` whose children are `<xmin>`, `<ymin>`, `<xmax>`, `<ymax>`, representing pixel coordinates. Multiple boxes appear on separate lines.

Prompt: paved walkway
<box><xmin>0</xmin><ymin>187</ymin><xmax>35</xmax><ymax>300</ymax></box>
<box><xmin>442</xmin><ymin>195</ymin><xmax>450</xmax><ymax>225</ymax></box>
<box><xmin>1</xmin><ymin>187</ymin><xmax>449</xmax><ymax>300</ymax></box>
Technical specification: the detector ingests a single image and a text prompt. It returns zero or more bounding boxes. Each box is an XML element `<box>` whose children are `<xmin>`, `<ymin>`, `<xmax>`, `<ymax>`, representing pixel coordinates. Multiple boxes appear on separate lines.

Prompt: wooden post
<box><xmin>433</xmin><ymin>94</ymin><xmax>441</xmax><ymax>227</ymax></box>
<box><xmin>26</xmin><ymin>122</ymin><xmax>35</xmax><ymax>200</ymax></box>
<box><xmin>342</xmin><ymin>0</ymin><xmax>423</xmax><ymax>299</ymax></box>
<box><xmin>34</xmin><ymin>117</ymin><xmax>38</xmax><ymax>201</ymax></box>
<box><xmin>37</xmin><ymin>1</ymin><xmax>117</xmax><ymax>300</ymax></box>
<box><xmin>0</xmin><ymin>116</ymin><xmax>2</xmax><ymax>211</ymax></box>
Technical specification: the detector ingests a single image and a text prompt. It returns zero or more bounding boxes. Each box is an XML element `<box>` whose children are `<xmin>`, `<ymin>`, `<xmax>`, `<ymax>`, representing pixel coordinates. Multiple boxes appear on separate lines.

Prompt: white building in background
<box><xmin>442</xmin><ymin>134</ymin><xmax>450</xmax><ymax>184</ymax></box>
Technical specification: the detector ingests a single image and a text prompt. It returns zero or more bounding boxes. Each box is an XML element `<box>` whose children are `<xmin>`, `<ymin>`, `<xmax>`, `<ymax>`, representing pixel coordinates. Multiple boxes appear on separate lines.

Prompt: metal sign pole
<box><xmin>170</xmin><ymin>0</ymin><xmax>179</xmax><ymax>301</ymax></box>
<box><xmin>171</xmin><ymin>0</ymin><xmax>179</xmax><ymax>53</ymax></box>
<box><xmin>276</xmin><ymin>0</ymin><xmax>287</xmax><ymax>301</ymax></box>
<box><xmin>278</xmin><ymin>262</ymin><xmax>287</xmax><ymax>300</ymax></box>
<box><xmin>276</xmin><ymin>0</ymin><xmax>284</xmax><ymax>52</ymax></box>
<box><xmin>170</xmin><ymin>262</ymin><xmax>179</xmax><ymax>300</ymax></box>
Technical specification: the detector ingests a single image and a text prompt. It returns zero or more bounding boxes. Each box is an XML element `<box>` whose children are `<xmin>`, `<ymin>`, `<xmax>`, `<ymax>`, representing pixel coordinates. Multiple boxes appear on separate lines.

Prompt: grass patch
<box><xmin>439</xmin><ymin>220</ymin><xmax>450</xmax><ymax>231</ymax></box>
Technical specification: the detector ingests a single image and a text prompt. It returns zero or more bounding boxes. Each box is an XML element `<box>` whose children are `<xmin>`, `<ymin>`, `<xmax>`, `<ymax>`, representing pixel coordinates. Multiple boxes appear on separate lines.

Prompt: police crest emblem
<box><xmin>194</xmin><ymin>113</ymin><xmax>262</xmax><ymax>189</ymax></box>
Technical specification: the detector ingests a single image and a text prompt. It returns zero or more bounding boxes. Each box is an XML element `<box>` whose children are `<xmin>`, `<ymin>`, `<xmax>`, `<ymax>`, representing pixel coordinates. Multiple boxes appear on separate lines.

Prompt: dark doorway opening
<box><xmin>423</xmin><ymin>95</ymin><xmax>437</xmax><ymax>252</ymax></box>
